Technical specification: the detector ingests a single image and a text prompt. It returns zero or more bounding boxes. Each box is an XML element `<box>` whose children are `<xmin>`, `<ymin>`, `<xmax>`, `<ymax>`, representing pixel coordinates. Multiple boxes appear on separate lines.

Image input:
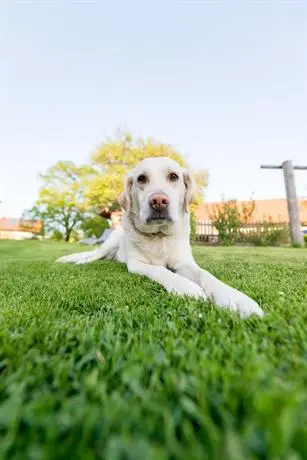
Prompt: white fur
<box><xmin>57</xmin><ymin>157</ymin><xmax>264</xmax><ymax>319</ymax></box>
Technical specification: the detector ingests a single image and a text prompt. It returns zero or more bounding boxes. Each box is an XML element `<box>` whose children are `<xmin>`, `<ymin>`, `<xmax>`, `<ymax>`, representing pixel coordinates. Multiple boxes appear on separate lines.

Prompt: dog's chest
<box><xmin>135</xmin><ymin>234</ymin><xmax>179</xmax><ymax>266</ymax></box>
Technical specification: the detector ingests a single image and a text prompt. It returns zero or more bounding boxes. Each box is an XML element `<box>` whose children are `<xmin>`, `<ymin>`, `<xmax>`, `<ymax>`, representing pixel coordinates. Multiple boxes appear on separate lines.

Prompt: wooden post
<box><xmin>261</xmin><ymin>161</ymin><xmax>307</xmax><ymax>247</ymax></box>
<box><xmin>282</xmin><ymin>161</ymin><xmax>304</xmax><ymax>246</ymax></box>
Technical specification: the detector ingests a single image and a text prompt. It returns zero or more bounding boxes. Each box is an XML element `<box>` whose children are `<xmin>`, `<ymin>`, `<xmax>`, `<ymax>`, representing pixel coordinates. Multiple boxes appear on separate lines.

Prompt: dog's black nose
<box><xmin>149</xmin><ymin>193</ymin><xmax>169</xmax><ymax>212</ymax></box>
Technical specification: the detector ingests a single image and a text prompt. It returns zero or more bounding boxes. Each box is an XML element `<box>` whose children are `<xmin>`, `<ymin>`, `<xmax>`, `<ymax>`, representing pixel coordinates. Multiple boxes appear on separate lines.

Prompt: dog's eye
<box><xmin>137</xmin><ymin>174</ymin><xmax>147</xmax><ymax>184</ymax></box>
<box><xmin>169</xmin><ymin>172</ymin><xmax>179</xmax><ymax>182</ymax></box>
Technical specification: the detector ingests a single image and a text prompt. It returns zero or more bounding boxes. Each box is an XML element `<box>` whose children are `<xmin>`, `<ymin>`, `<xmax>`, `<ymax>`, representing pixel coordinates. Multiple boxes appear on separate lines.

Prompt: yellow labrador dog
<box><xmin>57</xmin><ymin>157</ymin><xmax>263</xmax><ymax>318</ymax></box>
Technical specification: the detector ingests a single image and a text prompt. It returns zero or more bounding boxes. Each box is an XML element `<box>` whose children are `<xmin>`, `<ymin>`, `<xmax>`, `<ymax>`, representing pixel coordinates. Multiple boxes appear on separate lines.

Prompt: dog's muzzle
<box><xmin>146</xmin><ymin>193</ymin><xmax>172</xmax><ymax>223</ymax></box>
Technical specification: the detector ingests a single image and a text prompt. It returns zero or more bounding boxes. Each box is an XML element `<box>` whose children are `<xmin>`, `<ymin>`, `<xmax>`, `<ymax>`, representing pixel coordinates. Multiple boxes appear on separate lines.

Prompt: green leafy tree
<box><xmin>32</xmin><ymin>161</ymin><xmax>95</xmax><ymax>242</ymax></box>
<box><xmin>86</xmin><ymin>131</ymin><xmax>208</xmax><ymax>208</ymax></box>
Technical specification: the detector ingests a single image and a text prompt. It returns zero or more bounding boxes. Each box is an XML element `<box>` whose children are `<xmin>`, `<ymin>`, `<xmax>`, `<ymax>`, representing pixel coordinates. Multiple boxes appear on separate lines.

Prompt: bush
<box><xmin>265</xmin><ymin>226</ymin><xmax>289</xmax><ymax>246</ymax></box>
<box><xmin>81</xmin><ymin>216</ymin><xmax>109</xmax><ymax>239</ymax></box>
<box><xmin>210</xmin><ymin>200</ymin><xmax>241</xmax><ymax>245</ymax></box>
<box><xmin>190</xmin><ymin>211</ymin><xmax>197</xmax><ymax>242</ymax></box>
<box><xmin>210</xmin><ymin>199</ymin><xmax>255</xmax><ymax>245</ymax></box>
<box><xmin>50</xmin><ymin>229</ymin><xmax>64</xmax><ymax>241</ymax></box>
<box><xmin>240</xmin><ymin>233</ymin><xmax>265</xmax><ymax>247</ymax></box>
<box><xmin>69</xmin><ymin>230</ymin><xmax>83</xmax><ymax>243</ymax></box>
<box><xmin>304</xmin><ymin>234</ymin><xmax>307</xmax><ymax>246</ymax></box>
<box><xmin>239</xmin><ymin>223</ymin><xmax>289</xmax><ymax>247</ymax></box>
<box><xmin>209</xmin><ymin>199</ymin><xmax>290</xmax><ymax>247</ymax></box>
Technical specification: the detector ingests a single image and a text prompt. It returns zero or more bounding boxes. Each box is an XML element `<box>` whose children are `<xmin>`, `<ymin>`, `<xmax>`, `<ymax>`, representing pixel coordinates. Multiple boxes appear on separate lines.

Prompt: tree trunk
<box><xmin>64</xmin><ymin>227</ymin><xmax>71</xmax><ymax>242</ymax></box>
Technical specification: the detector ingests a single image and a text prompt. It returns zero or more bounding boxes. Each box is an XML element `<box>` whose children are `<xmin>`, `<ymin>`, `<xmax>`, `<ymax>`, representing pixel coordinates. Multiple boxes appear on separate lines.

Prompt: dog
<box><xmin>57</xmin><ymin>157</ymin><xmax>264</xmax><ymax>318</ymax></box>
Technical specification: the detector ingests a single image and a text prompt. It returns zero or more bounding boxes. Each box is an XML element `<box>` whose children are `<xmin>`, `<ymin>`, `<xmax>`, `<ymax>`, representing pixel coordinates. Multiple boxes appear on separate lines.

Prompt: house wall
<box><xmin>0</xmin><ymin>231</ymin><xmax>35</xmax><ymax>240</ymax></box>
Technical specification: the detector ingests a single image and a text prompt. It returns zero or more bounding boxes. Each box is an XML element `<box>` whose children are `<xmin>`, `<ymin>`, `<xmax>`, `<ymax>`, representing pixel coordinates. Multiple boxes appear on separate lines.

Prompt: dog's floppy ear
<box><xmin>183</xmin><ymin>169</ymin><xmax>196</xmax><ymax>212</ymax></box>
<box><xmin>118</xmin><ymin>175</ymin><xmax>133</xmax><ymax>211</ymax></box>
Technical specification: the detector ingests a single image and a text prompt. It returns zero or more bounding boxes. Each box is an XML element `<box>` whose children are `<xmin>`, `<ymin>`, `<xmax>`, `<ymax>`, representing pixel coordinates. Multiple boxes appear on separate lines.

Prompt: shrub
<box><xmin>239</xmin><ymin>222</ymin><xmax>289</xmax><ymax>247</ymax></box>
<box><xmin>265</xmin><ymin>226</ymin><xmax>289</xmax><ymax>246</ymax></box>
<box><xmin>240</xmin><ymin>232</ymin><xmax>265</xmax><ymax>247</ymax></box>
<box><xmin>69</xmin><ymin>230</ymin><xmax>83</xmax><ymax>243</ymax></box>
<box><xmin>190</xmin><ymin>211</ymin><xmax>197</xmax><ymax>242</ymax></box>
<box><xmin>210</xmin><ymin>200</ymin><xmax>241</xmax><ymax>245</ymax></box>
<box><xmin>50</xmin><ymin>229</ymin><xmax>64</xmax><ymax>241</ymax></box>
<box><xmin>81</xmin><ymin>216</ymin><xmax>109</xmax><ymax>239</ymax></box>
<box><xmin>209</xmin><ymin>198</ymin><xmax>291</xmax><ymax>247</ymax></box>
<box><xmin>210</xmin><ymin>199</ymin><xmax>255</xmax><ymax>245</ymax></box>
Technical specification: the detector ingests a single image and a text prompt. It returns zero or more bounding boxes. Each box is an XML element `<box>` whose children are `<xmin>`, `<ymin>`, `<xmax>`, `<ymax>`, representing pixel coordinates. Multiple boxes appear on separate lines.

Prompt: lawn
<box><xmin>0</xmin><ymin>241</ymin><xmax>307</xmax><ymax>460</ymax></box>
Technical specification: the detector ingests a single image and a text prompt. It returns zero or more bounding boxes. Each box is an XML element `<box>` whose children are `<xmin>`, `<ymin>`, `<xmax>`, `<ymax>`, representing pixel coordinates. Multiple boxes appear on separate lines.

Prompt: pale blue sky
<box><xmin>1</xmin><ymin>1</ymin><xmax>307</xmax><ymax>217</ymax></box>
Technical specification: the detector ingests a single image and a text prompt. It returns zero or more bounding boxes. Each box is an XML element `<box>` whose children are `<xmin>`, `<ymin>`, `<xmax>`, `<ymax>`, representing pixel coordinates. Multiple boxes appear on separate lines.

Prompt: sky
<box><xmin>1</xmin><ymin>0</ymin><xmax>307</xmax><ymax>218</ymax></box>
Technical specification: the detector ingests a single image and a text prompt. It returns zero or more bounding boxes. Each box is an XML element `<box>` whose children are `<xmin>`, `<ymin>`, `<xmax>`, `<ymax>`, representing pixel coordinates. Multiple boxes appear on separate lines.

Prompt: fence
<box><xmin>195</xmin><ymin>220</ymin><xmax>289</xmax><ymax>244</ymax></box>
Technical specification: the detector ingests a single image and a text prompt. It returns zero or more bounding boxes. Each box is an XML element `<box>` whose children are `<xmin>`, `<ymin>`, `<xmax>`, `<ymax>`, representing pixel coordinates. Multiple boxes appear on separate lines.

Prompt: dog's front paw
<box><xmin>232</xmin><ymin>294</ymin><xmax>263</xmax><ymax>318</ymax></box>
<box><xmin>215</xmin><ymin>288</ymin><xmax>263</xmax><ymax>318</ymax></box>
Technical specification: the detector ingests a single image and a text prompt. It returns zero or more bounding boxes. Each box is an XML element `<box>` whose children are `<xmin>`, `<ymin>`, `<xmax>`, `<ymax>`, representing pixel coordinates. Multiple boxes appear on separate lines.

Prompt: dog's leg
<box><xmin>175</xmin><ymin>262</ymin><xmax>263</xmax><ymax>318</ymax></box>
<box><xmin>56</xmin><ymin>250</ymin><xmax>100</xmax><ymax>264</ymax></box>
<box><xmin>127</xmin><ymin>261</ymin><xmax>207</xmax><ymax>299</ymax></box>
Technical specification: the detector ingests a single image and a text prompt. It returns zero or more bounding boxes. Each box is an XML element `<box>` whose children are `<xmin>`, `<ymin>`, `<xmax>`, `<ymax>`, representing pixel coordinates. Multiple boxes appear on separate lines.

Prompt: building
<box><xmin>195</xmin><ymin>198</ymin><xmax>307</xmax><ymax>224</ymax></box>
<box><xmin>0</xmin><ymin>218</ymin><xmax>43</xmax><ymax>240</ymax></box>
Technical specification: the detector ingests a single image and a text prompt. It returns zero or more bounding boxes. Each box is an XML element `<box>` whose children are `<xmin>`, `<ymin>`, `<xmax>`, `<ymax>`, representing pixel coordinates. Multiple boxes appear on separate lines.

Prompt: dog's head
<box><xmin>118</xmin><ymin>157</ymin><xmax>195</xmax><ymax>233</ymax></box>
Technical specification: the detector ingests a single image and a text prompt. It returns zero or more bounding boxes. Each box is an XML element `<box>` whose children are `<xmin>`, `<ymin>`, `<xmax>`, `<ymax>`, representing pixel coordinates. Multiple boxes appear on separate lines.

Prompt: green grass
<box><xmin>1</xmin><ymin>241</ymin><xmax>307</xmax><ymax>460</ymax></box>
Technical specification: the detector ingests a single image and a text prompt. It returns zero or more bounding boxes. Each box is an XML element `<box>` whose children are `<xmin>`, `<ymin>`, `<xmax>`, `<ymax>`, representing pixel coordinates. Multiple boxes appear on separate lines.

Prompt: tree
<box><xmin>31</xmin><ymin>161</ymin><xmax>95</xmax><ymax>242</ymax></box>
<box><xmin>86</xmin><ymin>131</ymin><xmax>208</xmax><ymax>209</ymax></box>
